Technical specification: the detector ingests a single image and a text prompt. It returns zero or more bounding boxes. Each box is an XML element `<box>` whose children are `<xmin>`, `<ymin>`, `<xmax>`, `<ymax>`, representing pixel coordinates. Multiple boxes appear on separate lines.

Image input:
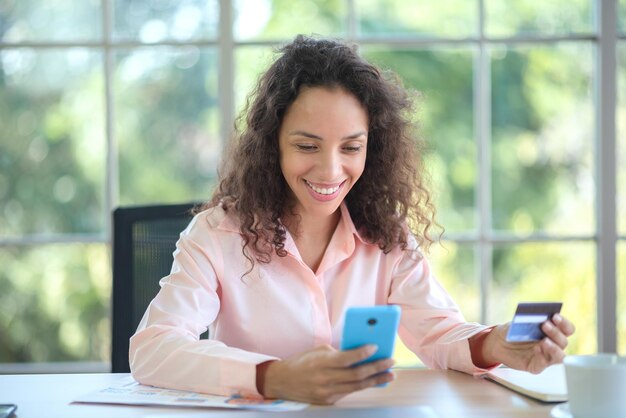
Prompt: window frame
<box><xmin>0</xmin><ymin>0</ymin><xmax>622</xmax><ymax>371</ymax></box>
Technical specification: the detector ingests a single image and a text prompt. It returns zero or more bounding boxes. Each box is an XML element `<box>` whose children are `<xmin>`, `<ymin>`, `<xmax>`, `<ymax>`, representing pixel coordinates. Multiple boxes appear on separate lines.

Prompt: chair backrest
<box><xmin>111</xmin><ymin>203</ymin><xmax>198</xmax><ymax>373</ymax></box>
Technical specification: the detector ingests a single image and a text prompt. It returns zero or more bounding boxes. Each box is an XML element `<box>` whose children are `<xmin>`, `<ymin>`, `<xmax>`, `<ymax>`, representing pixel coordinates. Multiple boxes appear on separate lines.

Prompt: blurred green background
<box><xmin>0</xmin><ymin>0</ymin><xmax>625</xmax><ymax>368</ymax></box>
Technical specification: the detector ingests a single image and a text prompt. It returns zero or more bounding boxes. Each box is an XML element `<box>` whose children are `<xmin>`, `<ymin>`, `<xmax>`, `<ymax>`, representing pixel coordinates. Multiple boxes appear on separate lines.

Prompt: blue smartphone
<box><xmin>341</xmin><ymin>305</ymin><xmax>401</xmax><ymax>368</ymax></box>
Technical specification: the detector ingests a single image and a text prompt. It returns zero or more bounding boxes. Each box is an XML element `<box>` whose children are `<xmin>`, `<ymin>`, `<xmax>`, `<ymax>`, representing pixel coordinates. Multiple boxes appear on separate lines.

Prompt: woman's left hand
<box><xmin>478</xmin><ymin>314</ymin><xmax>576</xmax><ymax>374</ymax></box>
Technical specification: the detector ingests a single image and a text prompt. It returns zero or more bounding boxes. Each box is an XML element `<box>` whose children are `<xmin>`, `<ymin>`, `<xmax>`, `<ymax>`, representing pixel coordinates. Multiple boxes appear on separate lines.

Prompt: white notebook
<box><xmin>483</xmin><ymin>364</ymin><xmax>567</xmax><ymax>402</ymax></box>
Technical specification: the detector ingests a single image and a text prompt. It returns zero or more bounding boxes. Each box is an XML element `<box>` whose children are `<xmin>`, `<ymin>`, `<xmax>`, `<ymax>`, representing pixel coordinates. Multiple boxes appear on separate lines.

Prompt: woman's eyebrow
<box><xmin>288</xmin><ymin>130</ymin><xmax>322</xmax><ymax>139</ymax></box>
<box><xmin>288</xmin><ymin>130</ymin><xmax>367</xmax><ymax>140</ymax></box>
<box><xmin>343</xmin><ymin>131</ymin><xmax>367</xmax><ymax>140</ymax></box>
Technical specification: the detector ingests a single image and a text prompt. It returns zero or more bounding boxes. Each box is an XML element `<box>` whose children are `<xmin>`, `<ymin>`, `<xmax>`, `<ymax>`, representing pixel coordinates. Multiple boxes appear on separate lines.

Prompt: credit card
<box><xmin>505</xmin><ymin>302</ymin><xmax>562</xmax><ymax>342</ymax></box>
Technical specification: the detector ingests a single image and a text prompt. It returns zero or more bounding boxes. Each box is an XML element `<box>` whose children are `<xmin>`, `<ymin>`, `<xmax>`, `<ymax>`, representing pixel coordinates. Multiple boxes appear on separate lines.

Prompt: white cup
<box><xmin>563</xmin><ymin>354</ymin><xmax>626</xmax><ymax>418</ymax></box>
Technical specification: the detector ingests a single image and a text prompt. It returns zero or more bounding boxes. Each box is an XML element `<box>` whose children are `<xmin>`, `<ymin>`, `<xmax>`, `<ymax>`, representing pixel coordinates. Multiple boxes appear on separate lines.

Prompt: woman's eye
<box><xmin>296</xmin><ymin>144</ymin><xmax>317</xmax><ymax>151</ymax></box>
<box><xmin>344</xmin><ymin>145</ymin><xmax>362</xmax><ymax>153</ymax></box>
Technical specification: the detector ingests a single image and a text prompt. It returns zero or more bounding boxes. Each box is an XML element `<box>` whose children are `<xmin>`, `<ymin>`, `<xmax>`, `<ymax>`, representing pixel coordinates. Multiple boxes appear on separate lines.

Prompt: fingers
<box><xmin>541</xmin><ymin>320</ymin><xmax>568</xmax><ymax>349</ymax></box>
<box><xmin>312</xmin><ymin>345</ymin><xmax>395</xmax><ymax>383</ymax></box>
<box><xmin>307</xmin><ymin>371</ymin><xmax>395</xmax><ymax>405</ymax></box>
<box><xmin>552</xmin><ymin>314</ymin><xmax>576</xmax><ymax>337</ymax></box>
<box><xmin>332</xmin><ymin>370</ymin><xmax>395</xmax><ymax>395</ymax></box>
<box><xmin>541</xmin><ymin>314</ymin><xmax>575</xmax><ymax>350</ymax></box>
<box><xmin>540</xmin><ymin>337</ymin><xmax>565</xmax><ymax>364</ymax></box>
<box><xmin>526</xmin><ymin>338</ymin><xmax>562</xmax><ymax>374</ymax></box>
<box><xmin>527</xmin><ymin>343</ymin><xmax>550</xmax><ymax>374</ymax></box>
<box><xmin>325</xmin><ymin>357</ymin><xmax>395</xmax><ymax>385</ymax></box>
<box><xmin>537</xmin><ymin>314</ymin><xmax>571</xmax><ymax>369</ymax></box>
<box><xmin>343</xmin><ymin>358</ymin><xmax>395</xmax><ymax>381</ymax></box>
<box><xmin>306</xmin><ymin>354</ymin><xmax>396</xmax><ymax>404</ymax></box>
<box><xmin>332</xmin><ymin>344</ymin><xmax>378</xmax><ymax>367</ymax></box>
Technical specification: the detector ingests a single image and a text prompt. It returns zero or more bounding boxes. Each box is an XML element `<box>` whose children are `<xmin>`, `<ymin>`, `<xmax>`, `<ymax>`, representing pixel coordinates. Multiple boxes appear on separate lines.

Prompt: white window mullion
<box><xmin>476</xmin><ymin>0</ymin><xmax>493</xmax><ymax>325</ymax></box>
<box><xmin>347</xmin><ymin>0</ymin><xmax>357</xmax><ymax>42</ymax></box>
<box><xmin>596</xmin><ymin>0</ymin><xmax>618</xmax><ymax>353</ymax></box>
<box><xmin>103</xmin><ymin>0</ymin><xmax>117</xmax><ymax>241</ymax></box>
<box><xmin>219</xmin><ymin>0</ymin><xmax>235</xmax><ymax>148</ymax></box>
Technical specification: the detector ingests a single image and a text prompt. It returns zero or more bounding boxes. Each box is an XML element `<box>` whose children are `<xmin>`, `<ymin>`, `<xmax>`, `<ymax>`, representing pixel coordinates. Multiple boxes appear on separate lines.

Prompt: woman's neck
<box><xmin>284</xmin><ymin>208</ymin><xmax>340</xmax><ymax>241</ymax></box>
<box><xmin>282</xmin><ymin>208</ymin><xmax>341</xmax><ymax>272</ymax></box>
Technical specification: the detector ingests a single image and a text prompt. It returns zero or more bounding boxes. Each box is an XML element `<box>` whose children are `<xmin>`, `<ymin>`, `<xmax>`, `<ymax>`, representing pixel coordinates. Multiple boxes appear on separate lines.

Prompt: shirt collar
<box><xmin>217</xmin><ymin>203</ymin><xmax>365</xmax><ymax>237</ymax></box>
<box><xmin>339</xmin><ymin>202</ymin><xmax>368</xmax><ymax>245</ymax></box>
<box><xmin>216</xmin><ymin>207</ymin><xmax>241</xmax><ymax>234</ymax></box>
<box><xmin>215</xmin><ymin>202</ymin><xmax>369</xmax><ymax>261</ymax></box>
<box><xmin>280</xmin><ymin>202</ymin><xmax>367</xmax><ymax>264</ymax></box>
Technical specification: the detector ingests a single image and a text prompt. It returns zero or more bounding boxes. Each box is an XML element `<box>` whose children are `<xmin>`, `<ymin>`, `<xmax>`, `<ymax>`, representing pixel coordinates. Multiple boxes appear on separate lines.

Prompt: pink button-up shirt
<box><xmin>129</xmin><ymin>203</ymin><xmax>490</xmax><ymax>398</ymax></box>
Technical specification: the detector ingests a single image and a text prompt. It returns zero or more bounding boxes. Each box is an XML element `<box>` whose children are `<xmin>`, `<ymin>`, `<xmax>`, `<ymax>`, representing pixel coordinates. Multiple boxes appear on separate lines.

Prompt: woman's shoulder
<box><xmin>186</xmin><ymin>204</ymin><xmax>242</xmax><ymax>235</ymax></box>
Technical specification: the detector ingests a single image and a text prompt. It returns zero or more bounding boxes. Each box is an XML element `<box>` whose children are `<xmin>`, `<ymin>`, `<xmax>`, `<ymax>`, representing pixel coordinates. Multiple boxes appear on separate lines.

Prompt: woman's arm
<box><xmin>387</xmin><ymin>241</ymin><xmax>574</xmax><ymax>375</ymax></box>
<box><xmin>387</xmin><ymin>247</ymin><xmax>492</xmax><ymax>374</ymax></box>
<box><xmin>129</xmin><ymin>214</ymin><xmax>277</xmax><ymax>398</ymax></box>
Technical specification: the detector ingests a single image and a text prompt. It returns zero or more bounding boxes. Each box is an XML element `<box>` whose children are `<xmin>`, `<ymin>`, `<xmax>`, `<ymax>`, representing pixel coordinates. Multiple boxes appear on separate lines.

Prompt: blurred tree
<box><xmin>113</xmin><ymin>47</ymin><xmax>220</xmax><ymax>205</ymax></box>
<box><xmin>1</xmin><ymin>3</ymin><xmax>110</xmax><ymax>362</ymax></box>
<box><xmin>363</xmin><ymin>48</ymin><xmax>475</xmax><ymax>233</ymax></box>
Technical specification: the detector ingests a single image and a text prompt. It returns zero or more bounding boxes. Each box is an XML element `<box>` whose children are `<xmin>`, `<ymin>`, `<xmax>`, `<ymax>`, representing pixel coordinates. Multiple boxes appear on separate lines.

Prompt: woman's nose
<box><xmin>318</xmin><ymin>149</ymin><xmax>342</xmax><ymax>180</ymax></box>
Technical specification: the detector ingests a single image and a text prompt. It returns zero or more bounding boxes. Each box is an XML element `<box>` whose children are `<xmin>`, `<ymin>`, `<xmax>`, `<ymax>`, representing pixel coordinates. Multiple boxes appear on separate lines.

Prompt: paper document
<box><xmin>482</xmin><ymin>364</ymin><xmax>567</xmax><ymax>403</ymax></box>
<box><xmin>73</xmin><ymin>376</ymin><xmax>309</xmax><ymax>411</ymax></box>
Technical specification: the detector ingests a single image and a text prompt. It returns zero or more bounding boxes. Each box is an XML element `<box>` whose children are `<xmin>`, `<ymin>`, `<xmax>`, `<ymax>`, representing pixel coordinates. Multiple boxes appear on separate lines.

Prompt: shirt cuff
<box><xmin>218</xmin><ymin>352</ymin><xmax>279</xmax><ymax>398</ymax></box>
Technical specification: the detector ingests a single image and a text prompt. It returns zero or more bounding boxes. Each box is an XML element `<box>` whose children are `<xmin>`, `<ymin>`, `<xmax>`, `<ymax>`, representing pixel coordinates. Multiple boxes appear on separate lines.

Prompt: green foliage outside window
<box><xmin>0</xmin><ymin>0</ymin><xmax>623</xmax><ymax>366</ymax></box>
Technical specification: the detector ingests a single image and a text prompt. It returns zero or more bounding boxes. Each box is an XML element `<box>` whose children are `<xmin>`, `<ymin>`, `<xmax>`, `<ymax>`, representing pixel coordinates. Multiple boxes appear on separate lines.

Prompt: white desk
<box><xmin>0</xmin><ymin>369</ymin><xmax>559</xmax><ymax>417</ymax></box>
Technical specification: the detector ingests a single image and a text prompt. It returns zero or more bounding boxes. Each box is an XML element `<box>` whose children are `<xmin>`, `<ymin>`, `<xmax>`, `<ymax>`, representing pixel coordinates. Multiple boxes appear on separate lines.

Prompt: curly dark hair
<box><xmin>200</xmin><ymin>35</ymin><xmax>437</xmax><ymax>265</ymax></box>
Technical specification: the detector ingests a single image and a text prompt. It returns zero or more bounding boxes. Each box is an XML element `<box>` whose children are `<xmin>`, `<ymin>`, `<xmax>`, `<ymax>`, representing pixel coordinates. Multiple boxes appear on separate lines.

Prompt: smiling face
<box><xmin>279</xmin><ymin>86</ymin><xmax>368</xmax><ymax>221</ymax></box>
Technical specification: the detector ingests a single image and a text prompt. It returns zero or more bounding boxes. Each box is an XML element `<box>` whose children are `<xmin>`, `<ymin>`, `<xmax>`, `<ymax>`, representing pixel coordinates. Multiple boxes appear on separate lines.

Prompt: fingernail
<box><xmin>553</xmin><ymin>314</ymin><xmax>562</xmax><ymax>323</ymax></box>
<box><xmin>366</xmin><ymin>345</ymin><xmax>378</xmax><ymax>355</ymax></box>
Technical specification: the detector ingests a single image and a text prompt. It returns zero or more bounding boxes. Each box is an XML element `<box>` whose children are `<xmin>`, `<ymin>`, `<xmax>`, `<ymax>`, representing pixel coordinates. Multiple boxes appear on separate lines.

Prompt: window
<box><xmin>0</xmin><ymin>0</ymin><xmax>621</xmax><ymax>370</ymax></box>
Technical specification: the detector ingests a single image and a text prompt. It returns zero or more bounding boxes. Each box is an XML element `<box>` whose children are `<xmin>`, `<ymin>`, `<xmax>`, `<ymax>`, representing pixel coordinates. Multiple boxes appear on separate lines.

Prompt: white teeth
<box><xmin>305</xmin><ymin>180</ymin><xmax>340</xmax><ymax>195</ymax></box>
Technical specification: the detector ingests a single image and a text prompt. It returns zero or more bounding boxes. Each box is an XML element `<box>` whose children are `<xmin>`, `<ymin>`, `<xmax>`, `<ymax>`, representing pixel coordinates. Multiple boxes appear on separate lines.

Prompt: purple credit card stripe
<box><xmin>515</xmin><ymin>302</ymin><xmax>562</xmax><ymax>315</ymax></box>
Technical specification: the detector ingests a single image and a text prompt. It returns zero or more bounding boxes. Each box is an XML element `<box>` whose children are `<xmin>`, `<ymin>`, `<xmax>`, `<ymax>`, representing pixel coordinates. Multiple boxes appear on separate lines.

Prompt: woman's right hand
<box><xmin>256</xmin><ymin>344</ymin><xmax>395</xmax><ymax>404</ymax></box>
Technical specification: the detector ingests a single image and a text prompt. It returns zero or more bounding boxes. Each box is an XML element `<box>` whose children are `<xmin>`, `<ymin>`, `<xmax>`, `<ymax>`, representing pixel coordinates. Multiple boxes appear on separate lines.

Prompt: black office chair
<box><xmin>111</xmin><ymin>202</ymin><xmax>200</xmax><ymax>373</ymax></box>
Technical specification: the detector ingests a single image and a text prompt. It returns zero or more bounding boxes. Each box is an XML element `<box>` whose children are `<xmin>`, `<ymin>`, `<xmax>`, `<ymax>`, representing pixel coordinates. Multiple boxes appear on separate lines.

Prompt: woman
<box><xmin>129</xmin><ymin>35</ymin><xmax>575</xmax><ymax>405</ymax></box>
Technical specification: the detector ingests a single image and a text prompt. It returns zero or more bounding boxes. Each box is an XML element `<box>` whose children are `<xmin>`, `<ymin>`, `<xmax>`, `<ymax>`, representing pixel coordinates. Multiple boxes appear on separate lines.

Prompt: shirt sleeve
<box><xmin>129</xmin><ymin>214</ymin><xmax>277</xmax><ymax>398</ymax></box>
<box><xmin>386</xmin><ymin>238</ymin><xmax>494</xmax><ymax>375</ymax></box>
